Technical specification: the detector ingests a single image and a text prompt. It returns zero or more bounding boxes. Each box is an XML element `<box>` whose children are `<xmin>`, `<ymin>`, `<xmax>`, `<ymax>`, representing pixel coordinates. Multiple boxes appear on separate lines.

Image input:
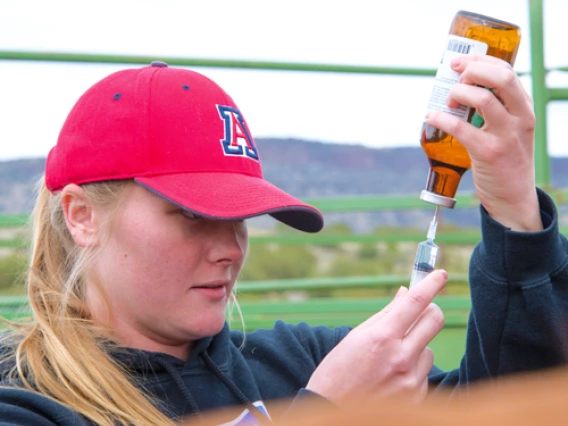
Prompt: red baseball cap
<box><xmin>45</xmin><ymin>61</ymin><xmax>323</xmax><ymax>232</ymax></box>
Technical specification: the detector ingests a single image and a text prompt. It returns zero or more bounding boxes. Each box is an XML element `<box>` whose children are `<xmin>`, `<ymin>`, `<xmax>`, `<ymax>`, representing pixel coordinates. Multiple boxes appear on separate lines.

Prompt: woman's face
<box><xmin>87</xmin><ymin>184</ymin><xmax>248</xmax><ymax>359</ymax></box>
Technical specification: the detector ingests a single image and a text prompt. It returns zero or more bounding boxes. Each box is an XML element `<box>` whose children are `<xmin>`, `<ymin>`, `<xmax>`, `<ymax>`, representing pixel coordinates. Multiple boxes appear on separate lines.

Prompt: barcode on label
<box><xmin>447</xmin><ymin>39</ymin><xmax>472</xmax><ymax>54</ymax></box>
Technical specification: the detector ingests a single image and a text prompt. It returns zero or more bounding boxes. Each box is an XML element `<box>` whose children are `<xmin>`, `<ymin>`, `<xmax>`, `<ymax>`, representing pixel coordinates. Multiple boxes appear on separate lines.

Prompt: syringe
<box><xmin>409</xmin><ymin>207</ymin><xmax>440</xmax><ymax>288</ymax></box>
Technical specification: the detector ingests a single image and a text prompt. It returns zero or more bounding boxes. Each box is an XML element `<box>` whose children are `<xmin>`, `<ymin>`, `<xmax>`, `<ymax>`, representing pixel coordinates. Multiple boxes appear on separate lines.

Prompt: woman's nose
<box><xmin>207</xmin><ymin>220</ymin><xmax>247</xmax><ymax>265</ymax></box>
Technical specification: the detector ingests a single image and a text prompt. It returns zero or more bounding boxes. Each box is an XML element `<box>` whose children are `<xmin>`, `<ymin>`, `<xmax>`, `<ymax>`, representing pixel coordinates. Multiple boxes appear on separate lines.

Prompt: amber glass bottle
<box><xmin>419</xmin><ymin>10</ymin><xmax>521</xmax><ymax>208</ymax></box>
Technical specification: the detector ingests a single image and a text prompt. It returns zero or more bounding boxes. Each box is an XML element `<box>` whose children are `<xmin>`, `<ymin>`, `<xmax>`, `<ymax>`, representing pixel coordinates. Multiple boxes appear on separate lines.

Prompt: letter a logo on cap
<box><xmin>217</xmin><ymin>105</ymin><xmax>259</xmax><ymax>161</ymax></box>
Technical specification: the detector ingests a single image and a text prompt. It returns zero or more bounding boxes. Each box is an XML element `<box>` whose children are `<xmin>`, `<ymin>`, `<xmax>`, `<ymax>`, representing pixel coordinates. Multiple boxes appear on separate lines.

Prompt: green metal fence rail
<box><xmin>0</xmin><ymin>0</ymin><xmax>564</xmax><ymax>369</ymax></box>
<box><xmin>0</xmin><ymin>281</ymin><xmax>471</xmax><ymax>370</ymax></box>
<box><xmin>0</xmin><ymin>276</ymin><xmax>472</xmax><ymax>325</ymax></box>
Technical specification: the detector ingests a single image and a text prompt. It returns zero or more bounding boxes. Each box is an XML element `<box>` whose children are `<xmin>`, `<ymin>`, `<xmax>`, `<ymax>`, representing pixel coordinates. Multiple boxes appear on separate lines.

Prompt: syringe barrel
<box><xmin>409</xmin><ymin>239</ymin><xmax>439</xmax><ymax>288</ymax></box>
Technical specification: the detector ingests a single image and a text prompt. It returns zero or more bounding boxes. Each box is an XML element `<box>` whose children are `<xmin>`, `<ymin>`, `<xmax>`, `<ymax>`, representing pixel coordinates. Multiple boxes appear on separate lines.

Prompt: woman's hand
<box><xmin>425</xmin><ymin>55</ymin><xmax>542</xmax><ymax>232</ymax></box>
<box><xmin>306</xmin><ymin>270</ymin><xmax>447</xmax><ymax>405</ymax></box>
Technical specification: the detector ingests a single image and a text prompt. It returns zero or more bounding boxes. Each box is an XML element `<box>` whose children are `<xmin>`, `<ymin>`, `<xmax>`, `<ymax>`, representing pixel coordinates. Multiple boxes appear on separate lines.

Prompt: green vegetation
<box><xmin>0</xmin><ymin>251</ymin><xmax>27</xmax><ymax>295</ymax></box>
<box><xmin>239</xmin><ymin>243</ymin><xmax>318</xmax><ymax>281</ymax></box>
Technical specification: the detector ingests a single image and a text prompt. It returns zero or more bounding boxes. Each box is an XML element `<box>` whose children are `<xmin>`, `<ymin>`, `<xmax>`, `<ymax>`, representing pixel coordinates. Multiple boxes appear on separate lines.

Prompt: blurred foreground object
<box><xmin>187</xmin><ymin>366</ymin><xmax>568</xmax><ymax>426</ymax></box>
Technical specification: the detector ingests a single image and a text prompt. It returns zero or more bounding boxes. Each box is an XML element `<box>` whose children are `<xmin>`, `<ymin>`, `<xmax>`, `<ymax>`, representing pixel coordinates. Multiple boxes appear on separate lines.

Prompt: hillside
<box><xmin>1</xmin><ymin>138</ymin><xmax>567</xmax><ymax>232</ymax></box>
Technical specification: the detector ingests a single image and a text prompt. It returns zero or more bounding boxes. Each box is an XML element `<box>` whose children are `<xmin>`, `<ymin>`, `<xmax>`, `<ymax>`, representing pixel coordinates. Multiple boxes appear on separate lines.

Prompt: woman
<box><xmin>0</xmin><ymin>56</ymin><xmax>566</xmax><ymax>426</ymax></box>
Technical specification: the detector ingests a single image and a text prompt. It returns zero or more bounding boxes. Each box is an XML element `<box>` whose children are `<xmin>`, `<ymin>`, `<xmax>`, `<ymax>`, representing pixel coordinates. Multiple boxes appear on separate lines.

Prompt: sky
<box><xmin>1</xmin><ymin>0</ymin><xmax>567</xmax><ymax>161</ymax></box>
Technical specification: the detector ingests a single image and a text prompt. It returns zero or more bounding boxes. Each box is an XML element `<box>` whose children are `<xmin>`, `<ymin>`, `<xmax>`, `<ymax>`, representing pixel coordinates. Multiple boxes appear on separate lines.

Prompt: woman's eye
<box><xmin>181</xmin><ymin>210</ymin><xmax>199</xmax><ymax>220</ymax></box>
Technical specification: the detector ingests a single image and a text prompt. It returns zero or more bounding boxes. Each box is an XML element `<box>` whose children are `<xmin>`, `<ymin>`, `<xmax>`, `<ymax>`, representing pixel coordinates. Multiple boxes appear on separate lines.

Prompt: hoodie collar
<box><xmin>109</xmin><ymin>322</ymin><xmax>231</xmax><ymax>374</ymax></box>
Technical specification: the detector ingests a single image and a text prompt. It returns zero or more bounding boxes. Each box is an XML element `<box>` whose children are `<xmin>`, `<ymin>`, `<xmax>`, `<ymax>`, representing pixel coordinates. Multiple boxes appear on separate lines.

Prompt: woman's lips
<box><xmin>190</xmin><ymin>281</ymin><xmax>230</xmax><ymax>300</ymax></box>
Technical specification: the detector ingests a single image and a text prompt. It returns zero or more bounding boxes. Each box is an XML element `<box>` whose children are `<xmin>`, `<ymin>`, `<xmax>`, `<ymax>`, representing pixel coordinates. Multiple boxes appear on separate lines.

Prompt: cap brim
<box><xmin>135</xmin><ymin>173</ymin><xmax>324</xmax><ymax>233</ymax></box>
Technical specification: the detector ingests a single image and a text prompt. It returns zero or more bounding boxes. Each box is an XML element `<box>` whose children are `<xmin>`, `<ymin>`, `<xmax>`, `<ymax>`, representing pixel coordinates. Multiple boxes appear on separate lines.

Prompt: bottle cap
<box><xmin>420</xmin><ymin>190</ymin><xmax>456</xmax><ymax>209</ymax></box>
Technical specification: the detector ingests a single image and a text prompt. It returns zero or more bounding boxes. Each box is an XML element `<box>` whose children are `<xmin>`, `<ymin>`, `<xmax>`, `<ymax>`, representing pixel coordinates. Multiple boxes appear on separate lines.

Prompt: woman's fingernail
<box><xmin>438</xmin><ymin>270</ymin><xmax>448</xmax><ymax>281</ymax></box>
<box><xmin>395</xmin><ymin>286</ymin><xmax>407</xmax><ymax>298</ymax></box>
<box><xmin>451</xmin><ymin>57</ymin><xmax>462</xmax><ymax>68</ymax></box>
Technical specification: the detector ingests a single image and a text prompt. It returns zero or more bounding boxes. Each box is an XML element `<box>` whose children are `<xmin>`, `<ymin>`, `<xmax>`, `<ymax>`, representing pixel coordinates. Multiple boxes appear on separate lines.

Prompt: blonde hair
<box><xmin>0</xmin><ymin>178</ymin><xmax>178</xmax><ymax>426</ymax></box>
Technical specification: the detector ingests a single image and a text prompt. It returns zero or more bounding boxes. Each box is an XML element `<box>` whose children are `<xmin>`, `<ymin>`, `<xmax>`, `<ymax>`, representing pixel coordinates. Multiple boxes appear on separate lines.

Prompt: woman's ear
<box><xmin>60</xmin><ymin>184</ymin><xmax>99</xmax><ymax>247</ymax></box>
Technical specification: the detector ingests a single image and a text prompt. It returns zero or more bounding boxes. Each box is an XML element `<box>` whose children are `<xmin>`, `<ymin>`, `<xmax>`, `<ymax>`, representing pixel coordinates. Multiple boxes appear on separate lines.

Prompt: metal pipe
<box><xmin>0</xmin><ymin>50</ymin><xmax>437</xmax><ymax>77</ymax></box>
<box><xmin>529</xmin><ymin>0</ymin><xmax>551</xmax><ymax>188</ymax></box>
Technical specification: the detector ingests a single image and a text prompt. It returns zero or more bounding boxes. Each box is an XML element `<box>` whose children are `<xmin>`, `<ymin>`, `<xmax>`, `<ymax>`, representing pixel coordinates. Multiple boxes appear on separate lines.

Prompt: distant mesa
<box><xmin>1</xmin><ymin>138</ymin><xmax>567</xmax><ymax>232</ymax></box>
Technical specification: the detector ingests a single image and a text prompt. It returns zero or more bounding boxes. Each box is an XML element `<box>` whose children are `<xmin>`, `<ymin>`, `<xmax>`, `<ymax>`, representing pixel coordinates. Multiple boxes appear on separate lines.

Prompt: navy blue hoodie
<box><xmin>1</xmin><ymin>189</ymin><xmax>568</xmax><ymax>425</ymax></box>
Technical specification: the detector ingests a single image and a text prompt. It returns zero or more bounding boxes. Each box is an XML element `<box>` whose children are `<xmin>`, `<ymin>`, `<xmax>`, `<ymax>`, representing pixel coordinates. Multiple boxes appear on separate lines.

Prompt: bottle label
<box><xmin>426</xmin><ymin>35</ymin><xmax>488</xmax><ymax>121</ymax></box>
